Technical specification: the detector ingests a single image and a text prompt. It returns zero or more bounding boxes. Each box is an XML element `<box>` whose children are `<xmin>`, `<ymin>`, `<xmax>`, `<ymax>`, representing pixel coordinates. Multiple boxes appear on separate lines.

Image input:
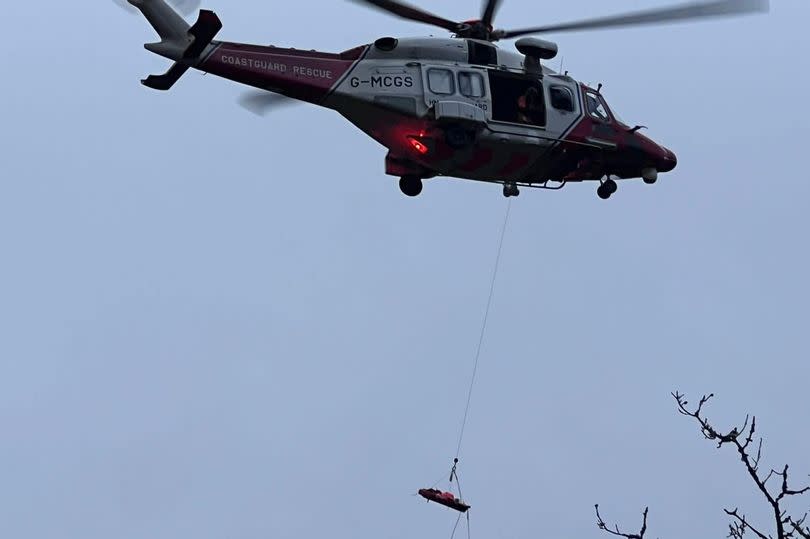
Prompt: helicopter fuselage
<box><xmin>128</xmin><ymin>0</ymin><xmax>677</xmax><ymax>198</ymax></box>
<box><xmin>127</xmin><ymin>0</ymin><xmax>770</xmax><ymax>197</ymax></box>
<box><xmin>197</xmin><ymin>35</ymin><xmax>676</xmax><ymax>193</ymax></box>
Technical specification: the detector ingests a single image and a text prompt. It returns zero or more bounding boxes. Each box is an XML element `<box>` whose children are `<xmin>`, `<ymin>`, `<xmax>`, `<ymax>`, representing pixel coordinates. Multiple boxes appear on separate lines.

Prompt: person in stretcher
<box><xmin>417</xmin><ymin>488</ymin><xmax>471</xmax><ymax>513</ymax></box>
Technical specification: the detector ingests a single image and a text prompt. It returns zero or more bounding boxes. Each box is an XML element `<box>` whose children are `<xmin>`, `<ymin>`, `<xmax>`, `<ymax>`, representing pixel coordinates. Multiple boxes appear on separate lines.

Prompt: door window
<box><xmin>428</xmin><ymin>69</ymin><xmax>455</xmax><ymax>95</ymax></box>
<box><xmin>458</xmin><ymin>72</ymin><xmax>485</xmax><ymax>98</ymax></box>
<box><xmin>550</xmin><ymin>86</ymin><xmax>575</xmax><ymax>112</ymax></box>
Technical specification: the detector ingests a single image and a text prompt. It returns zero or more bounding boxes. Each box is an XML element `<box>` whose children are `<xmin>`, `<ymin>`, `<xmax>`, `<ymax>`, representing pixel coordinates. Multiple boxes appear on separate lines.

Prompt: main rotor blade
<box><xmin>167</xmin><ymin>0</ymin><xmax>203</xmax><ymax>16</ymax></box>
<box><xmin>348</xmin><ymin>0</ymin><xmax>461</xmax><ymax>32</ymax></box>
<box><xmin>494</xmin><ymin>0</ymin><xmax>769</xmax><ymax>40</ymax></box>
<box><xmin>238</xmin><ymin>91</ymin><xmax>297</xmax><ymax>116</ymax></box>
<box><xmin>112</xmin><ymin>0</ymin><xmax>201</xmax><ymax>16</ymax></box>
<box><xmin>481</xmin><ymin>0</ymin><xmax>503</xmax><ymax>27</ymax></box>
<box><xmin>112</xmin><ymin>0</ymin><xmax>137</xmax><ymax>13</ymax></box>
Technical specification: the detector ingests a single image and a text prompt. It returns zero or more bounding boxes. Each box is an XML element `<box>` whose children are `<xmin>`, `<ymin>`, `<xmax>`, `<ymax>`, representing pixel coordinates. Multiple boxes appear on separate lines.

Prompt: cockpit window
<box><xmin>428</xmin><ymin>69</ymin><xmax>455</xmax><ymax>95</ymax></box>
<box><xmin>459</xmin><ymin>72</ymin><xmax>485</xmax><ymax>98</ymax></box>
<box><xmin>550</xmin><ymin>86</ymin><xmax>575</xmax><ymax>112</ymax></box>
<box><xmin>586</xmin><ymin>91</ymin><xmax>610</xmax><ymax>122</ymax></box>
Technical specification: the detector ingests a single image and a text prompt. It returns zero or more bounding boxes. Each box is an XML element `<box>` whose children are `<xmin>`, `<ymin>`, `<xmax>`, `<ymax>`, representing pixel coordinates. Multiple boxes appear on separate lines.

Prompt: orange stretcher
<box><xmin>418</xmin><ymin>488</ymin><xmax>471</xmax><ymax>513</ymax></box>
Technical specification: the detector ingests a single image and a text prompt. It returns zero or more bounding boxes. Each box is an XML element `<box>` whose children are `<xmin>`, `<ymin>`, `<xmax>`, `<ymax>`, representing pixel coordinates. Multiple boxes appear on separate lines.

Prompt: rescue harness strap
<box><xmin>454</xmin><ymin>200</ymin><xmax>513</xmax><ymax>460</ymax></box>
<box><xmin>450</xmin><ymin>458</ymin><xmax>463</xmax><ymax>502</ymax></box>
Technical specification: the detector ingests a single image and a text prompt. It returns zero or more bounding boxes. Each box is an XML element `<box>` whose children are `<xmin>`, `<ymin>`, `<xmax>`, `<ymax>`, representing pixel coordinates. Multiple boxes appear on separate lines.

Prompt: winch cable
<box><xmin>449</xmin><ymin>511</ymin><xmax>472</xmax><ymax>539</ymax></box>
<box><xmin>450</xmin><ymin>513</ymin><xmax>463</xmax><ymax>539</ymax></box>
<box><xmin>454</xmin><ymin>199</ymin><xmax>512</xmax><ymax>461</ymax></box>
<box><xmin>448</xmin><ymin>200</ymin><xmax>511</xmax><ymax>539</ymax></box>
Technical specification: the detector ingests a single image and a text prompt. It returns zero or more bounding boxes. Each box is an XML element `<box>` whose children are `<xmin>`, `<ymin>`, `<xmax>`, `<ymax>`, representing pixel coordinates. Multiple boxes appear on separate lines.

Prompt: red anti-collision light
<box><xmin>407</xmin><ymin>136</ymin><xmax>430</xmax><ymax>155</ymax></box>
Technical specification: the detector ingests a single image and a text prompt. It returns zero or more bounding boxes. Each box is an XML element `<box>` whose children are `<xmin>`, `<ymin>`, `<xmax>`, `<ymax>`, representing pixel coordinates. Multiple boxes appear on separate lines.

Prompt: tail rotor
<box><xmin>238</xmin><ymin>91</ymin><xmax>298</xmax><ymax>117</ymax></box>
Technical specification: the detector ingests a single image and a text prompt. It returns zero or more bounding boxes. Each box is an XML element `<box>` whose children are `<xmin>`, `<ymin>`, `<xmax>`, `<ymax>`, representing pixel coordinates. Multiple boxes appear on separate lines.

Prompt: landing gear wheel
<box><xmin>643</xmin><ymin>177</ymin><xmax>658</xmax><ymax>185</ymax></box>
<box><xmin>597</xmin><ymin>185</ymin><xmax>611</xmax><ymax>200</ymax></box>
<box><xmin>597</xmin><ymin>178</ymin><xmax>617</xmax><ymax>200</ymax></box>
<box><xmin>399</xmin><ymin>175</ymin><xmax>423</xmax><ymax>197</ymax></box>
<box><xmin>503</xmin><ymin>182</ymin><xmax>520</xmax><ymax>198</ymax></box>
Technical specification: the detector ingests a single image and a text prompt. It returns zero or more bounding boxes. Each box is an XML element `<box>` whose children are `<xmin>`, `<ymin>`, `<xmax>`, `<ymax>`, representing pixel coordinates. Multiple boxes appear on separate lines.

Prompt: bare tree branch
<box><xmin>595</xmin><ymin>505</ymin><xmax>649</xmax><ymax>539</ymax></box>
<box><xmin>673</xmin><ymin>392</ymin><xmax>810</xmax><ymax>539</ymax></box>
<box><xmin>787</xmin><ymin>514</ymin><xmax>810</xmax><ymax>539</ymax></box>
<box><xmin>765</xmin><ymin>470</ymin><xmax>782</xmax><ymax>487</ymax></box>
<box><xmin>741</xmin><ymin>416</ymin><xmax>755</xmax><ymax>451</ymax></box>
<box><xmin>725</xmin><ymin>508</ymin><xmax>771</xmax><ymax>539</ymax></box>
<box><xmin>775</xmin><ymin>466</ymin><xmax>810</xmax><ymax>502</ymax></box>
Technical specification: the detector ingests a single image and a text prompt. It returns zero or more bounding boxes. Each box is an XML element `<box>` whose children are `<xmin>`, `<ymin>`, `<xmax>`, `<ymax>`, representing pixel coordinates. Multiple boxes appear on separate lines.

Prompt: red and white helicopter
<box><xmin>121</xmin><ymin>0</ymin><xmax>768</xmax><ymax>199</ymax></box>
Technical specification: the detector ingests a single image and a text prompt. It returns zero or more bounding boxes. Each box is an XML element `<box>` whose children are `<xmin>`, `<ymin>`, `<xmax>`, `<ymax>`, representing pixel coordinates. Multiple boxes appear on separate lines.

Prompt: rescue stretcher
<box><xmin>418</xmin><ymin>488</ymin><xmax>471</xmax><ymax>513</ymax></box>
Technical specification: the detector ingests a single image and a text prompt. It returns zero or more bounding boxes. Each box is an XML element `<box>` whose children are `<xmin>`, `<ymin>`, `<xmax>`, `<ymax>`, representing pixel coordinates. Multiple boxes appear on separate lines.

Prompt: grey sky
<box><xmin>2</xmin><ymin>1</ymin><xmax>809</xmax><ymax>538</ymax></box>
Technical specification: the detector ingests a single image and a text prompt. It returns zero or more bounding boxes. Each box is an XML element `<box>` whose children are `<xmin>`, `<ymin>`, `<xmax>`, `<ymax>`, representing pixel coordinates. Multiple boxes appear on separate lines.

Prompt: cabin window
<box><xmin>458</xmin><ymin>72</ymin><xmax>485</xmax><ymax>98</ymax></box>
<box><xmin>428</xmin><ymin>69</ymin><xmax>455</xmax><ymax>95</ymax></box>
<box><xmin>550</xmin><ymin>86</ymin><xmax>575</xmax><ymax>112</ymax></box>
<box><xmin>585</xmin><ymin>91</ymin><xmax>610</xmax><ymax>122</ymax></box>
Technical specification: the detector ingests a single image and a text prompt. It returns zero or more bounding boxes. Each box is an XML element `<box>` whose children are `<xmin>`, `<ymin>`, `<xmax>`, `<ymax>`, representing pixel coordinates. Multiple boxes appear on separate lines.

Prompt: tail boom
<box><xmin>129</xmin><ymin>0</ymin><xmax>369</xmax><ymax>102</ymax></box>
<box><xmin>197</xmin><ymin>43</ymin><xmax>368</xmax><ymax>104</ymax></box>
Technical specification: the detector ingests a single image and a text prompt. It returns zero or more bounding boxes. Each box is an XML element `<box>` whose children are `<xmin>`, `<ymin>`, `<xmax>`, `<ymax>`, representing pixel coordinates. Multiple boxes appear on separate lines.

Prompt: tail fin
<box><xmin>127</xmin><ymin>0</ymin><xmax>222</xmax><ymax>91</ymax></box>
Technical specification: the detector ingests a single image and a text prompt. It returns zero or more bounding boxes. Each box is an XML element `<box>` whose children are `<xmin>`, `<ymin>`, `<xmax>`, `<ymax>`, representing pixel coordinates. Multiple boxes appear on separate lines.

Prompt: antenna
<box><xmin>558</xmin><ymin>56</ymin><xmax>564</xmax><ymax>74</ymax></box>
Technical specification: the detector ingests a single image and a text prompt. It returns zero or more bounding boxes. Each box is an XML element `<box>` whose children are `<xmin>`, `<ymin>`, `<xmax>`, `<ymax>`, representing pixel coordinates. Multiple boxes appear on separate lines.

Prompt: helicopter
<box><xmin>122</xmin><ymin>0</ymin><xmax>768</xmax><ymax>199</ymax></box>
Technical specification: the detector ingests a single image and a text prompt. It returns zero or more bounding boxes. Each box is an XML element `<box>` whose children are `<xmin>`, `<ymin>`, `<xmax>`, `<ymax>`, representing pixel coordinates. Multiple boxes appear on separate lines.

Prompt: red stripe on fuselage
<box><xmin>200</xmin><ymin>43</ymin><xmax>367</xmax><ymax>104</ymax></box>
<box><xmin>459</xmin><ymin>148</ymin><xmax>494</xmax><ymax>173</ymax></box>
<box><xmin>496</xmin><ymin>153</ymin><xmax>531</xmax><ymax>177</ymax></box>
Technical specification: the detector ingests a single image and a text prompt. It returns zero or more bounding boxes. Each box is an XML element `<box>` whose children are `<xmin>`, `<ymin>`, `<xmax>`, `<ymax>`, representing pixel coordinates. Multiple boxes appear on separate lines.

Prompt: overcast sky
<box><xmin>2</xmin><ymin>1</ymin><xmax>809</xmax><ymax>538</ymax></box>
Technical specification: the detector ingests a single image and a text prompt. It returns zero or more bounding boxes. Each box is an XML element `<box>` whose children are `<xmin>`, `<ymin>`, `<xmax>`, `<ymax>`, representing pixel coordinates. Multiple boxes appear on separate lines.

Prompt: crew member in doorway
<box><xmin>517</xmin><ymin>86</ymin><xmax>542</xmax><ymax>124</ymax></box>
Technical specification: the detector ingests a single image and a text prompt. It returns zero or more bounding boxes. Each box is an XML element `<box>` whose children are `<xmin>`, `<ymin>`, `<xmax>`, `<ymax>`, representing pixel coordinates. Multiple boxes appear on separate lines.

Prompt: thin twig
<box><xmin>787</xmin><ymin>515</ymin><xmax>810</xmax><ymax>539</ymax></box>
<box><xmin>595</xmin><ymin>505</ymin><xmax>648</xmax><ymax>539</ymax></box>
<box><xmin>725</xmin><ymin>508</ymin><xmax>771</xmax><ymax>539</ymax></box>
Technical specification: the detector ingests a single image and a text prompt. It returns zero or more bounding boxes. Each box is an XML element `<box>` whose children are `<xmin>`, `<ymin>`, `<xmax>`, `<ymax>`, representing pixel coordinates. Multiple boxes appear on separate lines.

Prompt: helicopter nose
<box><xmin>659</xmin><ymin>147</ymin><xmax>677</xmax><ymax>173</ymax></box>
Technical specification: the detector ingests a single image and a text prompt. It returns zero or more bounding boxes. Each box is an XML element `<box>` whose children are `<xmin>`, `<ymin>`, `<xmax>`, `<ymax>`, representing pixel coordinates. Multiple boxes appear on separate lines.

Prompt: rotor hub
<box><xmin>456</xmin><ymin>20</ymin><xmax>494</xmax><ymax>40</ymax></box>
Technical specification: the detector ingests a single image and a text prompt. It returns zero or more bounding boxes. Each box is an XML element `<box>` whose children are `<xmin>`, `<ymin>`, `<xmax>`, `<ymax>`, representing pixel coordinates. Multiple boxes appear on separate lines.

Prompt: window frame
<box><xmin>549</xmin><ymin>86</ymin><xmax>575</xmax><ymax>113</ymax></box>
<box><xmin>585</xmin><ymin>90</ymin><xmax>611</xmax><ymax>123</ymax></box>
<box><xmin>427</xmin><ymin>68</ymin><xmax>456</xmax><ymax>95</ymax></box>
<box><xmin>458</xmin><ymin>71</ymin><xmax>486</xmax><ymax>98</ymax></box>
